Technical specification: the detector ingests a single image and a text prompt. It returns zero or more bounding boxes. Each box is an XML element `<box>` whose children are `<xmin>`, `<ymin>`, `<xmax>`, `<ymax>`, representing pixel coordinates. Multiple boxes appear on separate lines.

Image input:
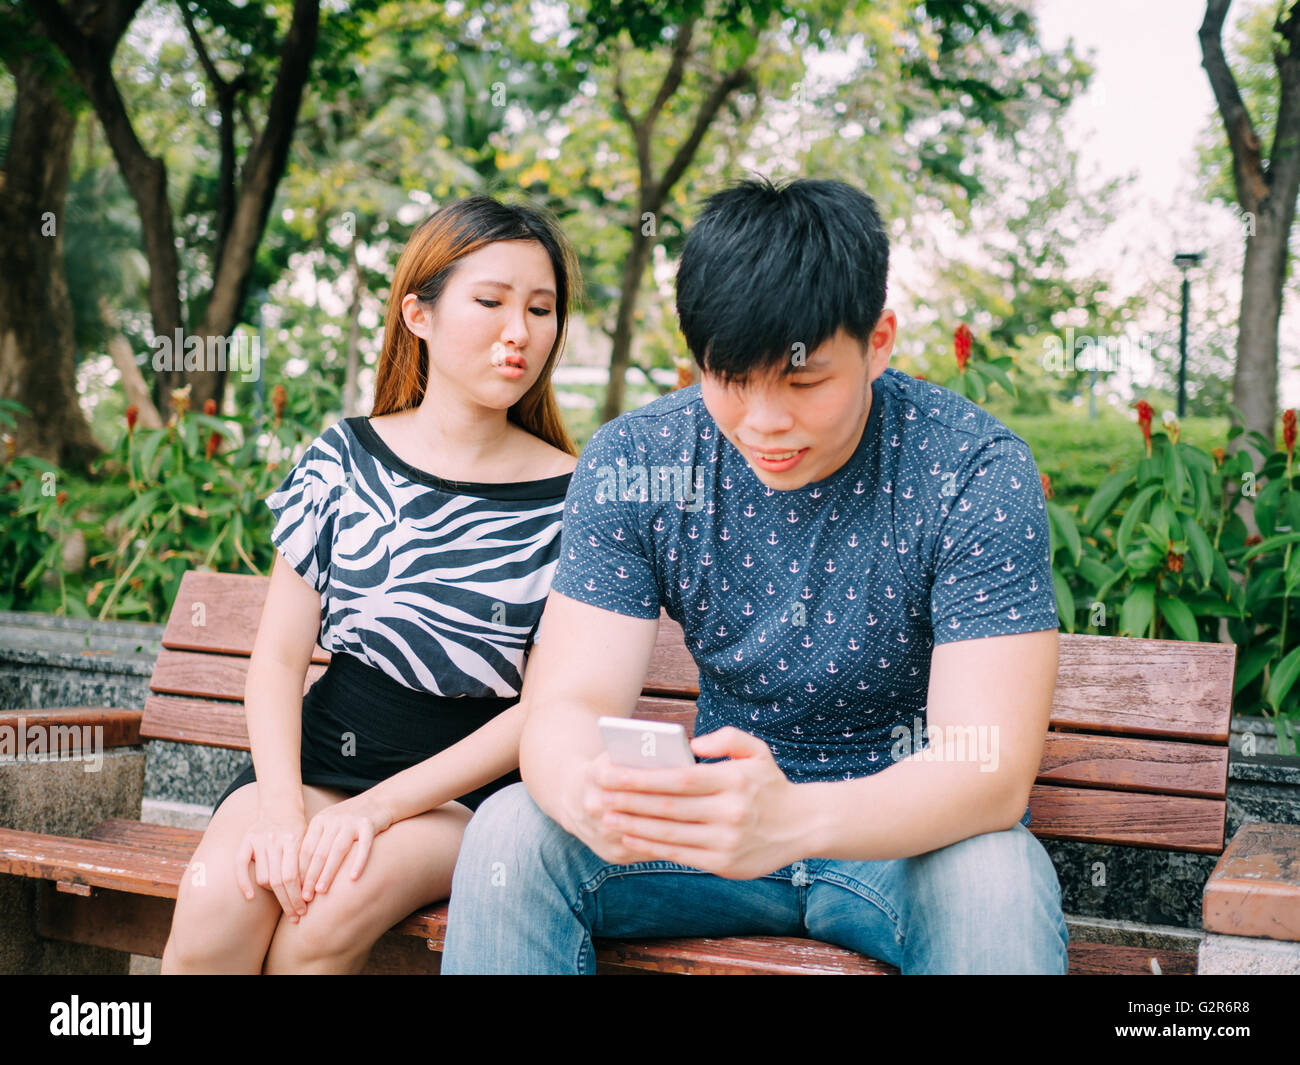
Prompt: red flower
<box><xmin>56</xmin><ymin>490</ymin><xmax>67</xmax><ymax>506</ymax></box>
<box><xmin>915</xmin><ymin>373</ymin><xmax>927</xmax><ymax>382</ymax></box>
<box><xmin>1132</xmin><ymin>400</ymin><xmax>1153</xmax><ymax>457</ymax></box>
<box><xmin>271</xmin><ymin>384</ymin><xmax>287</xmax><ymax>427</ymax></box>
<box><xmin>1211</xmin><ymin>446</ymin><xmax>1225</xmax><ymax>467</ymax></box>
<box><xmin>206</xmin><ymin>431</ymin><xmax>221</xmax><ymax>460</ymax></box>
<box><xmin>1040</xmin><ymin>473</ymin><xmax>1054</xmax><ymax>500</ymax></box>
<box><xmin>954</xmin><ymin>324</ymin><xmax>972</xmax><ymax>373</ymax></box>
<box><xmin>1165</xmin><ymin>550</ymin><xmax>1184</xmax><ymax>573</ymax></box>
<box><xmin>125</xmin><ymin>405</ymin><xmax>139</xmax><ymax>434</ymax></box>
<box><xmin>203</xmin><ymin>398</ymin><xmax>217</xmax><ymax>416</ymax></box>
<box><xmin>1284</xmin><ymin>409</ymin><xmax>1296</xmax><ymax>463</ymax></box>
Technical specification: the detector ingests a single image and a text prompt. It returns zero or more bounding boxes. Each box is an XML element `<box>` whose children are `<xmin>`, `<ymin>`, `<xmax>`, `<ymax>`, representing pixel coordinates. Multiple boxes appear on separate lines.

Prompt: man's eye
<box><xmin>791</xmin><ymin>379</ymin><xmax>825</xmax><ymax>389</ymax></box>
<box><xmin>475</xmin><ymin>298</ymin><xmax>501</xmax><ymax>308</ymax></box>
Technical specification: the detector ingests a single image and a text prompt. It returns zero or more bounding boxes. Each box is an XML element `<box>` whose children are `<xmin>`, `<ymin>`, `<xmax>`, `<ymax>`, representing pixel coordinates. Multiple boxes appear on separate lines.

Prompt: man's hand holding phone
<box><xmin>563</xmin><ymin>718</ymin><xmax>813</xmax><ymax>880</ymax></box>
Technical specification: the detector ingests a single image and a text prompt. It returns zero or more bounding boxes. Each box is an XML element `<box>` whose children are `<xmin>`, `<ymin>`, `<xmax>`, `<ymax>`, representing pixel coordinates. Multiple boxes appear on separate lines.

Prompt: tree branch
<box><xmin>1200</xmin><ymin>0</ymin><xmax>1269</xmax><ymax>210</ymax></box>
<box><xmin>200</xmin><ymin>0</ymin><xmax>320</xmax><ymax>337</ymax></box>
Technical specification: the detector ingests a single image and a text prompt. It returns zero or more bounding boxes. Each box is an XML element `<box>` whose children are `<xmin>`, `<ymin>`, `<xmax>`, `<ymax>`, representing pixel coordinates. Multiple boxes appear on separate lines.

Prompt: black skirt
<box><xmin>213</xmin><ymin>651</ymin><xmax>522</xmax><ymax>815</ymax></box>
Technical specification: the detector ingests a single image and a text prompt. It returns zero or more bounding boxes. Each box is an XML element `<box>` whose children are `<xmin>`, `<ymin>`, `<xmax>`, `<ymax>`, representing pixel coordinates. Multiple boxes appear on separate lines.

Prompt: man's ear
<box><xmin>868</xmin><ymin>309</ymin><xmax>897</xmax><ymax>373</ymax></box>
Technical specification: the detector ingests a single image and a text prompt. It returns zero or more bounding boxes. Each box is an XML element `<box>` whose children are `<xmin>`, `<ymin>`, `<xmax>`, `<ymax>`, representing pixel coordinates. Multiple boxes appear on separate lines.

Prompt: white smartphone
<box><xmin>598</xmin><ymin>716</ymin><xmax>696</xmax><ymax>770</ymax></box>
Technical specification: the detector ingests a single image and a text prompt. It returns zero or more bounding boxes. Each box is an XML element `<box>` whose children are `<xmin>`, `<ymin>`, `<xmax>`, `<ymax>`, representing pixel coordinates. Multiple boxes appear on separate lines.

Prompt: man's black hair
<box><xmin>675</xmin><ymin>177</ymin><xmax>890</xmax><ymax>385</ymax></box>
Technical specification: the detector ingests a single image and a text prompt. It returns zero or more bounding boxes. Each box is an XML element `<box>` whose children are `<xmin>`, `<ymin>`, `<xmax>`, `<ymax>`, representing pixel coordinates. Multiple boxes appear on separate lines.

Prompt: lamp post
<box><xmin>1173</xmin><ymin>252</ymin><xmax>1204</xmax><ymax>419</ymax></box>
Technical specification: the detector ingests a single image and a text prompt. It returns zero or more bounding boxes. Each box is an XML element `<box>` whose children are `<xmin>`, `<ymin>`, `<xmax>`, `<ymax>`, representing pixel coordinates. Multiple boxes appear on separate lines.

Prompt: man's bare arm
<box><xmin>792</xmin><ymin>627</ymin><xmax>1059</xmax><ymax>861</ymax></box>
<box><xmin>517</xmin><ymin>590</ymin><xmax>660</xmax><ymax>836</ymax></box>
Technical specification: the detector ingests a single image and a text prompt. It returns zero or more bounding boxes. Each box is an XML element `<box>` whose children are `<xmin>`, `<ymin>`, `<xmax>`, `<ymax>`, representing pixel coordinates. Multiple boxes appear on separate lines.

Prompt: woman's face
<box><xmin>403</xmin><ymin>239</ymin><xmax>559</xmax><ymax>410</ymax></box>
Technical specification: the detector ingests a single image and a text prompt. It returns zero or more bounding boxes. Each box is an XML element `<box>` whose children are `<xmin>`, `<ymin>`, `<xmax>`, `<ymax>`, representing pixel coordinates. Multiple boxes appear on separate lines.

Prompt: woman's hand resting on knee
<box><xmin>297</xmin><ymin>792</ymin><xmax>396</xmax><ymax>902</ymax></box>
<box><xmin>234</xmin><ymin>803</ymin><xmax>309</xmax><ymax>921</ymax></box>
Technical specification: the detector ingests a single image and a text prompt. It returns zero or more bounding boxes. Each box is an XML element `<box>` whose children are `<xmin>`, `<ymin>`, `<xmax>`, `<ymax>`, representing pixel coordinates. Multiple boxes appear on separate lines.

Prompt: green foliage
<box><xmin>0</xmin><ymin>386</ymin><xmax>326</xmax><ymax>622</ymax></box>
<box><xmin>1044</xmin><ymin>403</ymin><xmax>1300</xmax><ymax>751</ymax></box>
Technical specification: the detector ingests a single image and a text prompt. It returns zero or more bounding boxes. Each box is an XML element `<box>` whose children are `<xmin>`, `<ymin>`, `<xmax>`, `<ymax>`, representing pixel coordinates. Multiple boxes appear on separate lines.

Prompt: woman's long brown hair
<box><xmin>373</xmin><ymin>196</ymin><xmax>580</xmax><ymax>456</ymax></box>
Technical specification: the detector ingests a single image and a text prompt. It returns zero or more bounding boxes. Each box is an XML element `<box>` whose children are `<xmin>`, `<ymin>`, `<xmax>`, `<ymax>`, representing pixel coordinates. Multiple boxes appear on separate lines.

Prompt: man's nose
<box><xmin>740</xmin><ymin>385</ymin><xmax>795</xmax><ymax>436</ymax></box>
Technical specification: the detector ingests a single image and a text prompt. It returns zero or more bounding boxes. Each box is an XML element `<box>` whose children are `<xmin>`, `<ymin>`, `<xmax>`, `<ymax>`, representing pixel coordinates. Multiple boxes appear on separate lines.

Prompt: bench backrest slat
<box><xmin>144</xmin><ymin>570</ymin><xmax>1236</xmax><ymax>855</ymax></box>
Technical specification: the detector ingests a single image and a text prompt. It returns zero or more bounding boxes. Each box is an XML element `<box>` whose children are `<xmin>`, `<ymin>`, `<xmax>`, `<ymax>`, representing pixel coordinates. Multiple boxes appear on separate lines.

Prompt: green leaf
<box><xmin>1053</xmin><ymin>569</ymin><xmax>1075</xmax><ymax>633</ymax></box>
<box><xmin>1254</xmin><ymin>478</ymin><xmax>1284</xmax><ymax>536</ymax></box>
<box><xmin>1234</xmin><ymin>642</ymin><xmax>1276</xmax><ymax>695</ymax></box>
<box><xmin>1076</xmin><ymin>556</ymin><xmax>1116</xmax><ymax>588</ymax></box>
<box><xmin>1184</xmin><ymin>520</ymin><xmax>1215</xmax><ymax>588</ymax></box>
<box><xmin>1047</xmin><ymin>501</ymin><xmax>1081</xmax><ymax>565</ymax></box>
<box><xmin>1265</xmin><ymin>644</ymin><xmax>1300</xmax><ymax>712</ymax></box>
<box><xmin>1119</xmin><ymin>581</ymin><xmax>1156</xmax><ymax>637</ymax></box>
<box><xmin>1156</xmin><ymin>595</ymin><xmax>1198</xmax><ymax>641</ymax></box>
<box><xmin>1241</xmin><ymin>530</ymin><xmax>1300</xmax><ymax>561</ymax></box>
<box><xmin>1117</xmin><ymin>484</ymin><xmax>1161</xmax><ymax>557</ymax></box>
<box><xmin>977</xmin><ymin>360</ymin><xmax>1017</xmax><ymax>397</ymax></box>
<box><xmin>1082</xmin><ymin>467</ymin><xmax>1134</xmax><ymax>532</ymax></box>
<box><xmin>1162</xmin><ymin>442</ymin><xmax>1186</xmax><ymax>499</ymax></box>
<box><xmin>162</xmin><ymin>476</ymin><xmax>197</xmax><ymax>506</ymax></box>
<box><xmin>966</xmin><ymin>368</ymin><xmax>987</xmax><ymax>404</ymax></box>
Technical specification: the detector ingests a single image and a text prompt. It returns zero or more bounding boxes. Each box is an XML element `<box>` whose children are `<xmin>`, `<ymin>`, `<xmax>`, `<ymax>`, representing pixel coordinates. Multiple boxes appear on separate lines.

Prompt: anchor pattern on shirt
<box><xmin>552</xmin><ymin>367</ymin><xmax>1057</xmax><ymax>783</ymax></box>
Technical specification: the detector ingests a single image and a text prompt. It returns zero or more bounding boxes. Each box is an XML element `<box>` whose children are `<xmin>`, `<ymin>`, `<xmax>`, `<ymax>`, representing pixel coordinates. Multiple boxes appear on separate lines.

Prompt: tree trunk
<box><xmin>601</xmin><ymin>221</ymin><xmax>657</xmax><ymax>423</ymax></box>
<box><xmin>342</xmin><ymin>236</ymin><xmax>363</xmax><ymax>417</ymax></box>
<box><xmin>1233</xmin><ymin>213</ymin><xmax>1287</xmax><ymax>446</ymax></box>
<box><xmin>0</xmin><ymin>60</ymin><xmax>101</xmax><ymax>471</ymax></box>
<box><xmin>100</xmin><ymin>297</ymin><xmax>162</xmax><ymax>428</ymax></box>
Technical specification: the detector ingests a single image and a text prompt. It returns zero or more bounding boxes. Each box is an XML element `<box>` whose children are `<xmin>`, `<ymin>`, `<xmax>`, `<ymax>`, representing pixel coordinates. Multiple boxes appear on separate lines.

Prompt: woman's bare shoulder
<box><xmin>516</xmin><ymin>429</ymin><xmax>579</xmax><ymax>479</ymax></box>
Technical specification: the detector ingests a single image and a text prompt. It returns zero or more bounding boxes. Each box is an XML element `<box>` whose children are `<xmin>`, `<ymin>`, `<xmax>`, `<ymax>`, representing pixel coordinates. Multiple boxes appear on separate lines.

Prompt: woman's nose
<box><xmin>500</xmin><ymin>305</ymin><xmax>530</xmax><ymax>346</ymax></box>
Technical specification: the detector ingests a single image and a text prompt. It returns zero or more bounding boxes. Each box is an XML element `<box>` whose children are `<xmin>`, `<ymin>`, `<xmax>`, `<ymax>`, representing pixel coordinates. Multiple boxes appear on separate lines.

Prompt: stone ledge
<box><xmin>1197</xmin><ymin>932</ymin><xmax>1300</xmax><ymax>974</ymax></box>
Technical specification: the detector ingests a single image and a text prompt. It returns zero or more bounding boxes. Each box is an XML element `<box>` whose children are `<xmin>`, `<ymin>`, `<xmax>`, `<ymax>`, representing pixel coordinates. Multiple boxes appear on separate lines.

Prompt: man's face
<box><xmin>699</xmin><ymin>314</ymin><xmax>896</xmax><ymax>491</ymax></box>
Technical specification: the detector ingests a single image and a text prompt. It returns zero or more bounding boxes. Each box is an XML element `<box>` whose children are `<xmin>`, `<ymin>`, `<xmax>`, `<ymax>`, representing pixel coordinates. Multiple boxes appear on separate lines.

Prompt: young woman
<box><xmin>162</xmin><ymin>197</ymin><xmax>581</xmax><ymax>973</ymax></box>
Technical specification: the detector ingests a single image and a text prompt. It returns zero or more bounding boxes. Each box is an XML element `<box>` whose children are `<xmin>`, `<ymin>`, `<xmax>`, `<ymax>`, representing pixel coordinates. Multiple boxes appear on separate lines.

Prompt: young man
<box><xmin>441</xmin><ymin>178</ymin><xmax>1068</xmax><ymax>974</ymax></box>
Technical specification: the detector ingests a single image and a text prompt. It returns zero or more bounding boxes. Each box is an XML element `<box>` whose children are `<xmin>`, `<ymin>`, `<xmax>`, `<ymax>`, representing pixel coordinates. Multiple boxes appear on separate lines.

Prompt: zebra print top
<box><xmin>265</xmin><ymin>416</ymin><xmax>572</xmax><ymax>699</ymax></box>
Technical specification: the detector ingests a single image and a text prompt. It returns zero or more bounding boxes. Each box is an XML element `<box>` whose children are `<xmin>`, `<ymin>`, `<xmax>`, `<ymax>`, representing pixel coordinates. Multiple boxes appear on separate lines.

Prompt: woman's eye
<box><xmin>529</xmin><ymin>307</ymin><xmax>553</xmax><ymax>317</ymax></box>
<box><xmin>475</xmin><ymin>298</ymin><xmax>501</xmax><ymax>308</ymax></box>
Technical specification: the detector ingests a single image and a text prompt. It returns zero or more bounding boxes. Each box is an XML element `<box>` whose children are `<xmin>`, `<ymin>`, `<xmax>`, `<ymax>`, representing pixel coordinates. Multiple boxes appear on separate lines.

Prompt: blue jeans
<box><xmin>441</xmin><ymin>783</ymin><xmax>1069</xmax><ymax>974</ymax></box>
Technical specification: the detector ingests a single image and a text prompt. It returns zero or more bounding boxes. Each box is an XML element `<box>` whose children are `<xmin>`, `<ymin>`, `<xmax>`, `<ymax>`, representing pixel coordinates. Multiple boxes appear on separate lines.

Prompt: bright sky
<box><xmin>1034</xmin><ymin>0</ymin><xmax>1300</xmax><ymax>408</ymax></box>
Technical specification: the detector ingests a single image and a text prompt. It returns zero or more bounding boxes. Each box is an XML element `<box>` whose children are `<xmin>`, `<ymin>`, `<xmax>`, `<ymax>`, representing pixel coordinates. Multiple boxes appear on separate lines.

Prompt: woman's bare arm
<box><xmin>243</xmin><ymin>551</ymin><xmax>325</xmax><ymax>816</ymax></box>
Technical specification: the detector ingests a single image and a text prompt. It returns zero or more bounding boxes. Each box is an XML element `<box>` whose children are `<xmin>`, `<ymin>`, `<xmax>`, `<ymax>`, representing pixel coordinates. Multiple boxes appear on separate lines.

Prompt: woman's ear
<box><xmin>401</xmin><ymin>293</ymin><xmax>432</xmax><ymax>340</ymax></box>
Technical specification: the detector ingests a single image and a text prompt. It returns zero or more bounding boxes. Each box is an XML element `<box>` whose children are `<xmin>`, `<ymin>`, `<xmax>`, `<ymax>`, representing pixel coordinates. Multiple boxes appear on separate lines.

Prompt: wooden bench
<box><xmin>0</xmin><ymin>567</ymin><xmax>1288</xmax><ymax>974</ymax></box>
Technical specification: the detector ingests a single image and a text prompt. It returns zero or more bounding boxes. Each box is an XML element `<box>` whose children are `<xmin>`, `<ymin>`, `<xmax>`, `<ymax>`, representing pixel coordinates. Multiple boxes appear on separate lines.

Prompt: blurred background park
<box><xmin>2</xmin><ymin>0</ymin><xmax>1299</xmax><ymax>741</ymax></box>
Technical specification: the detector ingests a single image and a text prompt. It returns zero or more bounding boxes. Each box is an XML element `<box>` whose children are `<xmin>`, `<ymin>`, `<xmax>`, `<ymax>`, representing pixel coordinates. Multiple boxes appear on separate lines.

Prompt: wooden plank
<box><xmin>89</xmin><ymin>820</ymin><xmax>203</xmax><ymax>855</ymax></box>
<box><xmin>141</xmin><ymin>695</ymin><xmax>250</xmax><ymax>748</ymax></box>
<box><xmin>648</xmin><ymin>616</ymin><xmax>1235</xmax><ymax>742</ymax></box>
<box><xmin>0</xmin><ymin>827</ymin><xmax>189</xmax><ymax>899</ymax></box>
<box><xmin>161</xmin><ymin>570</ymin><xmax>329</xmax><ymax>663</ymax></box>
<box><xmin>1037</xmin><ymin>731</ymin><xmax>1229</xmax><ymax>798</ymax></box>
<box><xmin>0</xmin><ymin>708</ymin><xmax>142</xmax><ymax>749</ymax></box>
<box><xmin>1028</xmin><ymin>785</ymin><xmax>1225</xmax><ymax>853</ymax></box>
<box><xmin>1050</xmin><ymin>634</ymin><xmax>1235</xmax><ymax>741</ymax></box>
<box><xmin>1066</xmin><ymin>942</ymin><xmax>1198</xmax><ymax>976</ymax></box>
<box><xmin>148</xmin><ymin>648</ymin><xmax>325</xmax><ymax>702</ymax></box>
<box><xmin>1202</xmin><ymin>821</ymin><xmax>1300</xmax><ymax>941</ymax></box>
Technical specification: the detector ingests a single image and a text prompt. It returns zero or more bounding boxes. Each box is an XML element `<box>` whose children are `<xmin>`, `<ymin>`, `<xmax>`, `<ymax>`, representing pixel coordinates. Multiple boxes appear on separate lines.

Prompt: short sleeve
<box><xmin>549</xmin><ymin>421</ymin><xmax>662</xmax><ymax>618</ymax></box>
<box><xmin>929</xmin><ymin>435</ymin><xmax>1059</xmax><ymax>645</ymax></box>
<box><xmin>265</xmin><ymin>430</ymin><xmax>343</xmax><ymax>595</ymax></box>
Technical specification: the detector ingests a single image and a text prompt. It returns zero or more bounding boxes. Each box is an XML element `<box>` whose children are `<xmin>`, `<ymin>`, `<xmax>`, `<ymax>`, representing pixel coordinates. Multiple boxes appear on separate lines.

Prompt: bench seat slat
<box><xmin>0</xmin><ymin>827</ymin><xmax>189</xmax><ymax>899</ymax></box>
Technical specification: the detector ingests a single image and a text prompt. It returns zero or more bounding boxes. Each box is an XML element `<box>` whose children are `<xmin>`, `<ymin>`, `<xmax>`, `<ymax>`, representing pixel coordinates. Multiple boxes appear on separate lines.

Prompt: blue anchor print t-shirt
<box><xmin>549</xmin><ymin>367</ymin><xmax>1058</xmax><ymax>784</ymax></box>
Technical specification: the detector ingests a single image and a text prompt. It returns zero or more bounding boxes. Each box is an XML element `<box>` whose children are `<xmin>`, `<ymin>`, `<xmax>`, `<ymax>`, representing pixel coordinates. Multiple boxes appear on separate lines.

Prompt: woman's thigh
<box><xmin>262</xmin><ymin>798</ymin><xmax>475</xmax><ymax>967</ymax></box>
<box><xmin>169</xmin><ymin>782</ymin><xmax>353</xmax><ymax>953</ymax></box>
